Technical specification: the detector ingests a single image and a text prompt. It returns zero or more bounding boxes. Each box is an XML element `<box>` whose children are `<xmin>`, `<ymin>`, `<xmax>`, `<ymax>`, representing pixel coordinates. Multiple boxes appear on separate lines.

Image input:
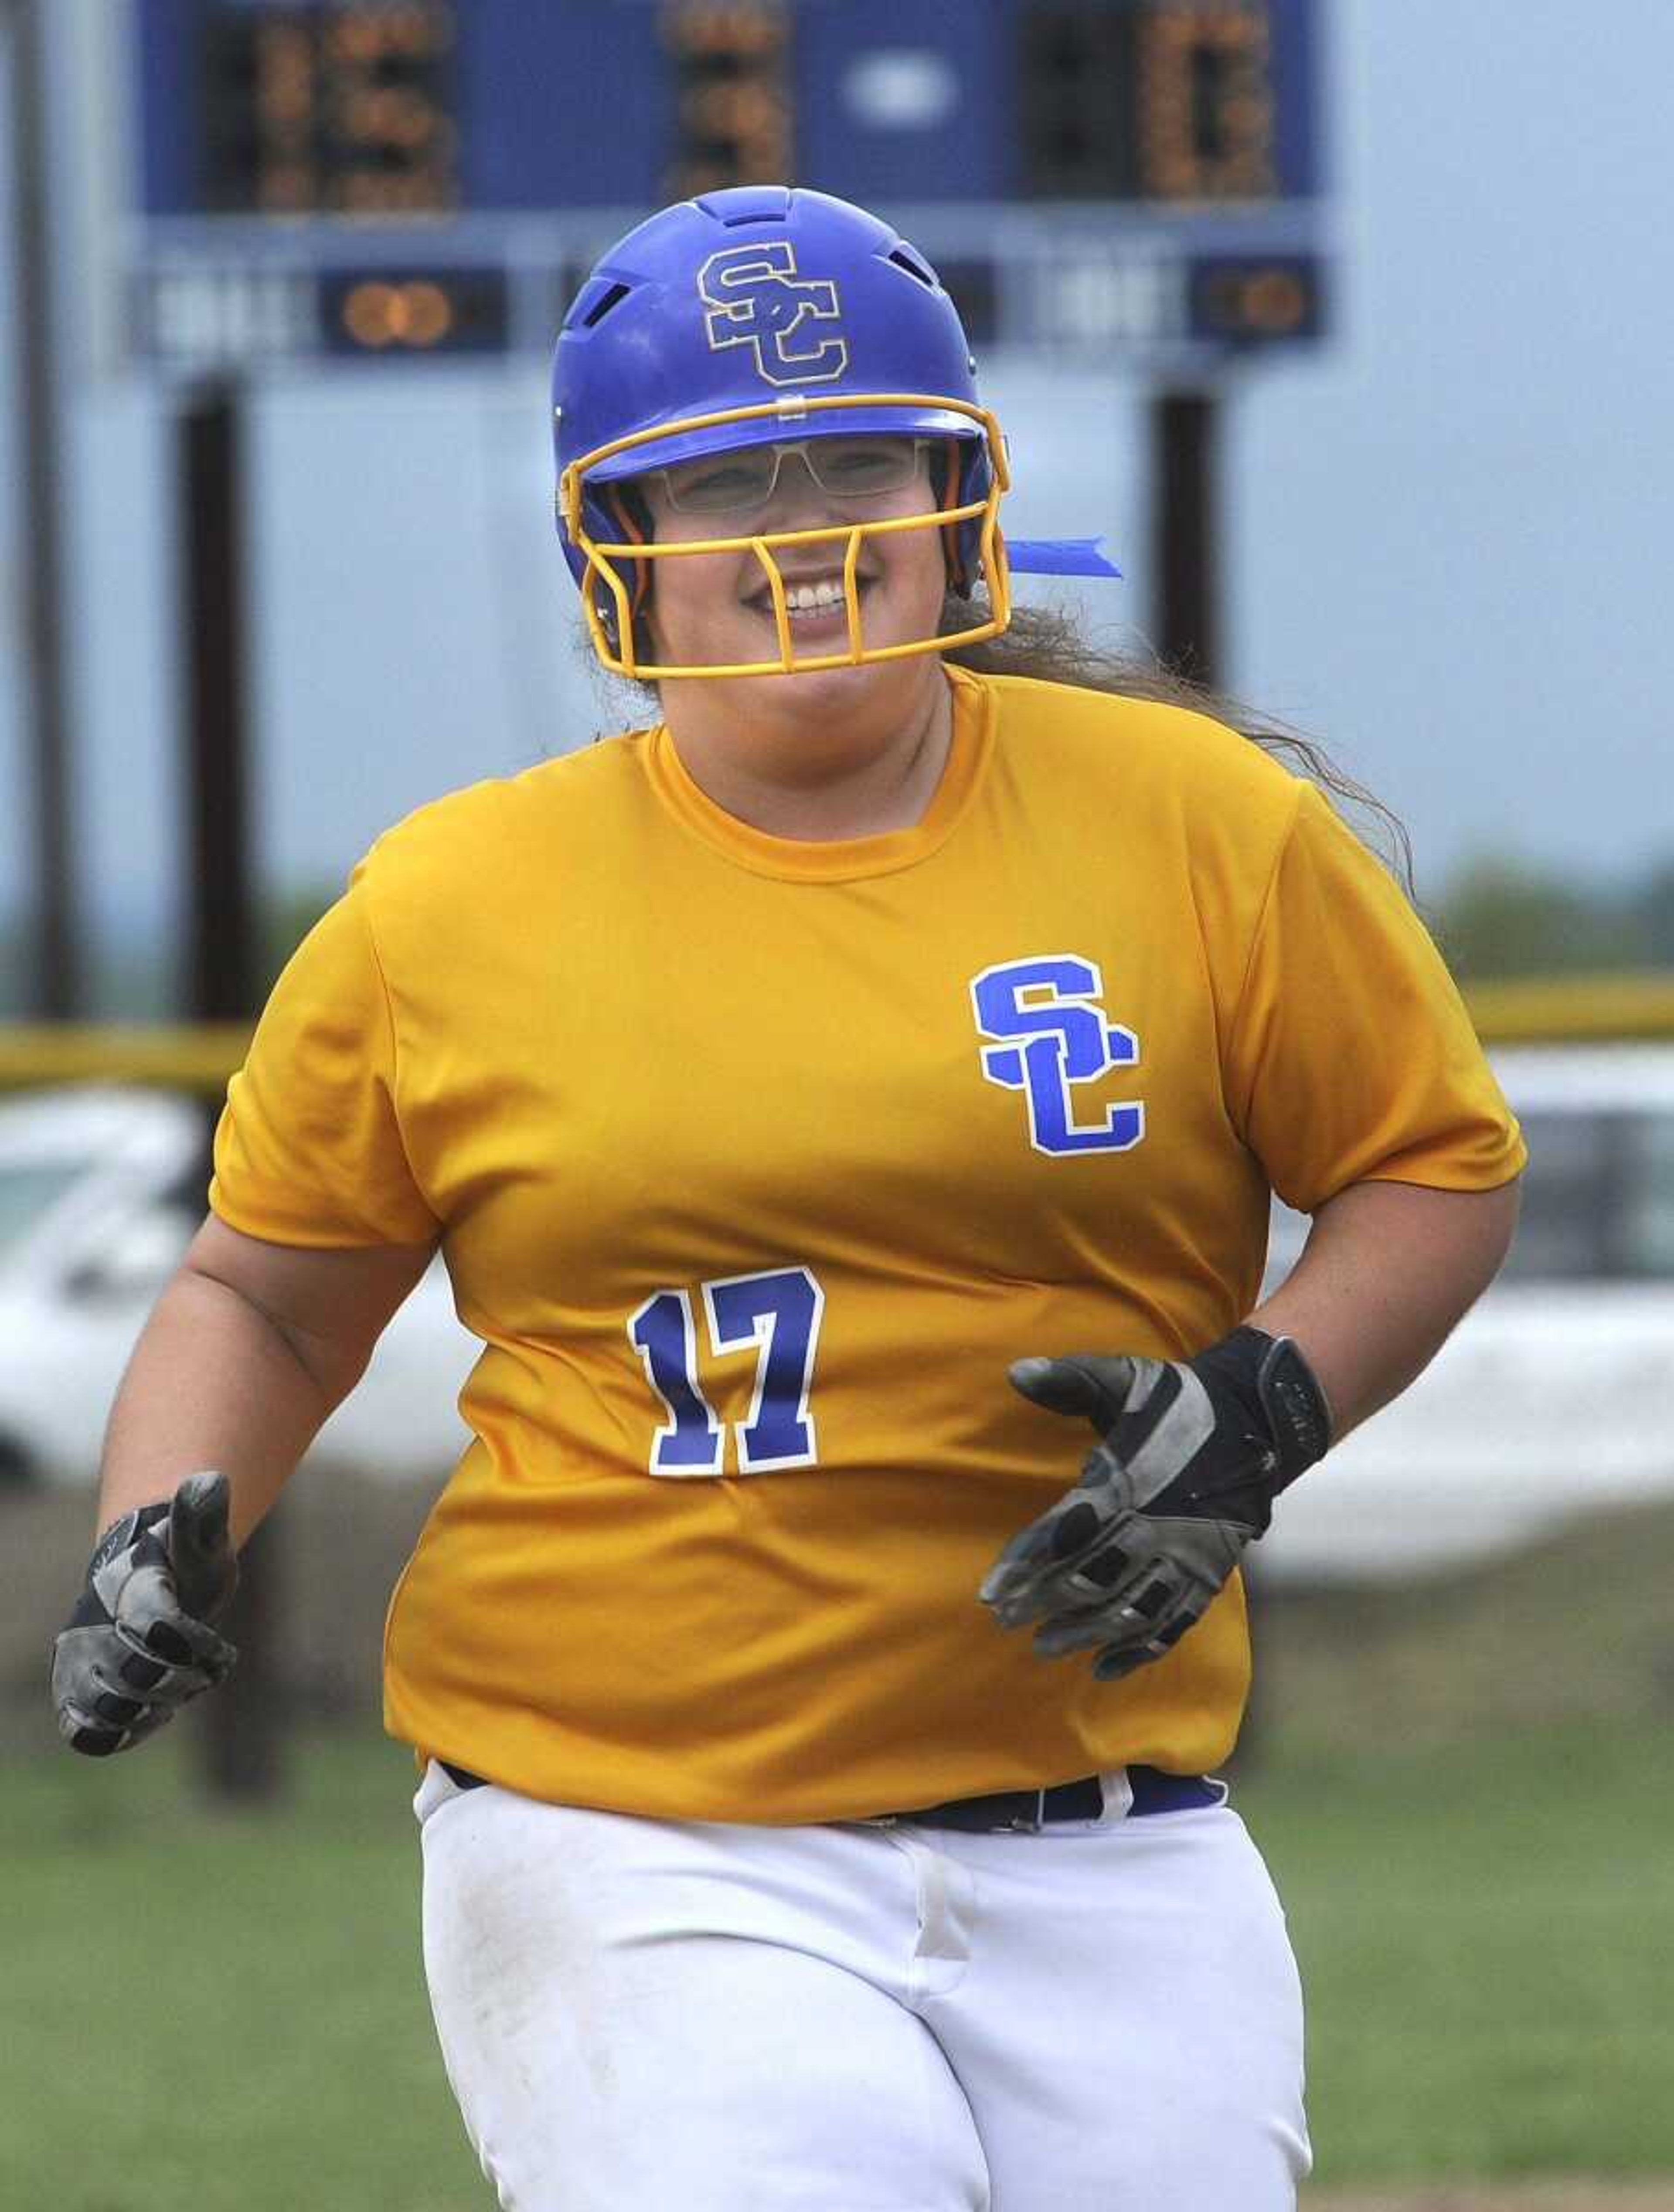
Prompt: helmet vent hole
<box><xmin>887</xmin><ymin>247</ymin><xmax>936</xmax><ymax>289</ymax></box>
<box><xmin>579</xmin><ymin>281</ymin><xmax>632</xmax><ymax>329</ymax></box>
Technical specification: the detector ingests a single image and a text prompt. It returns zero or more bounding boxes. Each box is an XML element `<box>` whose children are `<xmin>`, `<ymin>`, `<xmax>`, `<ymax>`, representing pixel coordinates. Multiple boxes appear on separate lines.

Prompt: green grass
<box><xmin>0</xmin><ymin>1729</ymin><xmax>490</xmax><ymax>2212</ymax></box>
<box><xmin>1241</xmin><ymin>1723</ymin><xmax>1674</xmax><ymax>2186</ymax></box>
<box><xmin>3</xmin><ymin>1716</ymin><xmax>1670</xmax><ymax>2206</ymax></box>
<box><xmin>11</xmin><ymin>1492</ymin><xmax>1674</xmax><ymax>2205</ymax></box>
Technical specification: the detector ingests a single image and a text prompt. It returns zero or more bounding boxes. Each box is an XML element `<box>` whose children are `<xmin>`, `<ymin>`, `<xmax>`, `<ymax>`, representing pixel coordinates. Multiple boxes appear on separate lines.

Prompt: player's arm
<box><xmin>1245</xmin><ymin>1174</ymin><xmax>1522</xmax><ymax>1443</ymax></box>
<box><xmin>53</xmin><ymin>1216</ymin><xmax>436</xmax><ymax>1755</ymax></box>
<box><xmin>983</xmin><ymin>1173</ymin><xmax>1522</xmax><ymax>1679</ymax></box>
<box><xmin>97</xmin><ymin>1214</ymin><xmax>439</xmax><ymax>1542</ymax></box>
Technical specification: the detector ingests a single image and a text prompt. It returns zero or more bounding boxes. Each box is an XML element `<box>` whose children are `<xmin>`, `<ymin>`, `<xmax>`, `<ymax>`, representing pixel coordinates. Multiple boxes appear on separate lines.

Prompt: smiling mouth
<box><xmin>747</xmin><ymin>573</ymin><xmax>874</xmax><ymax>624</ymax></box>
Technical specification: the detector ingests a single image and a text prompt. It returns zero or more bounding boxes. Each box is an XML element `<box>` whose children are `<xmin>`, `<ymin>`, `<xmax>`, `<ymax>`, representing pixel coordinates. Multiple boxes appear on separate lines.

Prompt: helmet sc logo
<box><xmin>699</xmin><ymin>242</ymin><xmax>850</xmax><ymax>388</ymax></box>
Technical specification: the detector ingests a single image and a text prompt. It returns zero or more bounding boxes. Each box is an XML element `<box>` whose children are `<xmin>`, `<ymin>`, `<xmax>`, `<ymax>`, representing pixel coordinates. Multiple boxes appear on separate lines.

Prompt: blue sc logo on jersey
<box><xmin>970</xmin><ymin>955</ymin><xmax>1143</xmax><ymax>1157</ymax></box>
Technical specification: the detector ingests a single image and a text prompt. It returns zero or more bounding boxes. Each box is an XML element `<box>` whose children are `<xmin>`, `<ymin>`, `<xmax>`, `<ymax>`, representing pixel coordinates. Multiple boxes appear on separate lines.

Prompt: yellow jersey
<box><xmin>211</xmin><ymin>664</ymin><xmax>1524</xmax><ymax>1821</ymax></box>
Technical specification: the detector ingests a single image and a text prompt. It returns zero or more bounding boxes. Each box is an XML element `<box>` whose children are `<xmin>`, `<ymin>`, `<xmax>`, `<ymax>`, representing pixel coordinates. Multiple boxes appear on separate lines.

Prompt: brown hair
<box><xmin>941</xmin><ymin>595</ymin><xmax>1415</xmax><ymax>896</ymax></box>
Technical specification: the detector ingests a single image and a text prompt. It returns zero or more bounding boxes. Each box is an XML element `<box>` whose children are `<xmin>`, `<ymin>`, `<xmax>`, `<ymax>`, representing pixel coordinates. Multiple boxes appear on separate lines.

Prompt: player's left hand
<box><xmin>51</xmin><ymin>1472</ymin><xmax>240</xmax><ymax>1757</ymax></box>
<box><xmin>980</xmin><ymin>1327</ymin><xmax>1331</xmax><ymax>1682</ymax></box>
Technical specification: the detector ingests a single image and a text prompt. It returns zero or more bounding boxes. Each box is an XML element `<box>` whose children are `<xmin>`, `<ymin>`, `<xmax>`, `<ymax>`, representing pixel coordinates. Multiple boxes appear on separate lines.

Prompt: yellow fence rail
<box><xmin>1459</xmin><ymin>973</ymin><xmax>1674</xmax><ymax>1044</ymax></box>
<box><xmin>1</xmin><ymin>974</ymin><xmax>1674</xmax><ymax>1095</ymax></box>
<box><xmin>0</xmin><ymin>1025</ymin><xmax>252</xmax><ymax>1094</ymax></box>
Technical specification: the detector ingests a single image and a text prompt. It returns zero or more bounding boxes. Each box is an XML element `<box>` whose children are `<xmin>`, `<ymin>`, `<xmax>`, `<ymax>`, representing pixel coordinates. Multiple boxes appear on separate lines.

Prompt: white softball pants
<box><xmin>415</xmin><ymin>1761</ymin><xmax>1310</xmax><ymax>2212</ymax></box>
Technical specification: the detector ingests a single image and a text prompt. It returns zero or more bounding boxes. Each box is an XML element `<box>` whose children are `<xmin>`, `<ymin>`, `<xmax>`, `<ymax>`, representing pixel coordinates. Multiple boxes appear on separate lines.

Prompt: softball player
<box><xmin>54</xmin><ymin>187</ymin><xmax>1524</xmax><ymax>2210</ymax></box>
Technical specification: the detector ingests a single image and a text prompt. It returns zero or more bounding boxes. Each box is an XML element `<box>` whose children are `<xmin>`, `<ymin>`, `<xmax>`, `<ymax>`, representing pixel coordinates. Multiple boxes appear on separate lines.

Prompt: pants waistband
<box><xmin>436</xmin><ymin>1763</ymin><xmax>1221</xmax><ymax>1831</ymax></box>
<box><xmin>878</xmin><ymin>1768</ymin><xmax>1221</xmax><ymax>1830</ymax></box>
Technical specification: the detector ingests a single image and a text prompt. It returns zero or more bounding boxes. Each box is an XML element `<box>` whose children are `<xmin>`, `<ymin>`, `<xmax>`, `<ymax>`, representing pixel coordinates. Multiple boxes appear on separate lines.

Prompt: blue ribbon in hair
<box><xmin>1004</xmin><ymin>538</ymin><xmax>1123</xmax><ymax>579</ymax></box>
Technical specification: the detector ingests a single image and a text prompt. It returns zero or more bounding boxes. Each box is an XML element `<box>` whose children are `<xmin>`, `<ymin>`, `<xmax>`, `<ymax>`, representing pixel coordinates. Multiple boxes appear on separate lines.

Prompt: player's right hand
<box><xmin>51</xmin><ymin>1471</ymin><xmax>240</xmax><ymax>1757</ymax></box>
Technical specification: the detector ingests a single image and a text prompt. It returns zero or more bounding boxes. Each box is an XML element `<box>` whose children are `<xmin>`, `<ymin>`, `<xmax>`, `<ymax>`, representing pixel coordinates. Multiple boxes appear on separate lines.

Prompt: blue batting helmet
<box><xmin>551</xmin><ymin>184</ymin><xmax>1012</xmax><ymax>680</ymax></box>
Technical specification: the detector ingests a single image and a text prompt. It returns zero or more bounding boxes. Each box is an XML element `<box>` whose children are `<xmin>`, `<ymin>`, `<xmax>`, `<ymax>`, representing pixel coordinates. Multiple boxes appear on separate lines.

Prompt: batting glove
<box><xmin>51</xmin><ymin>1471</ymin><xmax>239</xmax><ymax>1757</ymax></box>
<box><xmin>980</xmin><ymin>1327</ymin><xmax>1331</xmax><ymax>1682</ymax></box>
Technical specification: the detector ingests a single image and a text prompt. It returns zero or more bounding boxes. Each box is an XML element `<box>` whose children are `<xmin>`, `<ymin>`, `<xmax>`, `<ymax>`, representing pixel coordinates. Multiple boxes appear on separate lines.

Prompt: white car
<box><xmin>0</xmin><ymin>1086</ymin><xmax>472</xmax><ymax>1488</ymax></box>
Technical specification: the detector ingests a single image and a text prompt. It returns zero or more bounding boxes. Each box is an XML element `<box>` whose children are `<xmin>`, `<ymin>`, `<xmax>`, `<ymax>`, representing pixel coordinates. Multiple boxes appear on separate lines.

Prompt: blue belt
<box><xmin>438</xmin><ymin>1763</ymin><xmax>1219</xmax><ymax>1830</ymax></box>
<box><xmin>884</xmin><ymin>1767</ymin><xmax>1219</xmax><ymax>1830</ymax></box>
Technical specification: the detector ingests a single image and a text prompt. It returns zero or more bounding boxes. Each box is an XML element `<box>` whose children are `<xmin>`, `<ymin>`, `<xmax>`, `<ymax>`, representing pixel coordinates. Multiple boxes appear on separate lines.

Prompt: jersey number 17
<box><xmin>628</xmin><ymin>1266</ymin><xmax>824</xmax><ymax>1476</ymax></box>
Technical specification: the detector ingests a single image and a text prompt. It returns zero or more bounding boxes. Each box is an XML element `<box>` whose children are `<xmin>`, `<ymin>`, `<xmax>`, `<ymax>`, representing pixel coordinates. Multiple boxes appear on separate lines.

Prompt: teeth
<box><xmin>784</xmin><ymin>578</ymin><xmax>848</xmax><ymax>615</ymax></box>
<box><xmin>750</xmin><ymin>575</ymin><xmax>871</xmax><ymax>621</ymax></box>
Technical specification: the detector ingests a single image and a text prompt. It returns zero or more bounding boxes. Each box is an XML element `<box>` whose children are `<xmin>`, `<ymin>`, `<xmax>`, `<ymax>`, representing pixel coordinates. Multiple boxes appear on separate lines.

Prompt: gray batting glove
<box><xmin>51</xmin><ymin>1471</ymin><xmax>240</xmax><ymax>1757</ymax></box>
<box><xmin>980</xmin><ymin>1327</ymin><xmax>1330</xmax><ymax>1682</ymax></box>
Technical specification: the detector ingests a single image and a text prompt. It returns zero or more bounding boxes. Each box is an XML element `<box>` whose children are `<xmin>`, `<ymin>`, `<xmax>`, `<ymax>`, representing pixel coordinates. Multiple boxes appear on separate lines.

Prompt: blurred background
<box><xmin>2</xmin><ymin>5</ymin><xmax>1671</xmax><ymax>2208</ymax></box>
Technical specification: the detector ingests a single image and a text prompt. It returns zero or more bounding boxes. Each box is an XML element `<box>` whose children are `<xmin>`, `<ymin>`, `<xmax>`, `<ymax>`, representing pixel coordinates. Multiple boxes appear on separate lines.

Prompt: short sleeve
<box><xmin>209</xmin><ymin>871</ymin><xmax>441</xmax><ymax>1248</ymax></box>
<box><xmin>1226</xmin><ymin>784</ymin><xmax>1526</xmax><ymax>1214</ymax></box>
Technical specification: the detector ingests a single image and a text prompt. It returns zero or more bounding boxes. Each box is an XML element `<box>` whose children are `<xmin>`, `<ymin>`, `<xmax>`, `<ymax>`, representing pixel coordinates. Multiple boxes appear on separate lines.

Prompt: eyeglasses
<box><xmin>645</xmin><ymin>435</ymin><xmax>931</xmax><ymax>518</ymax></box>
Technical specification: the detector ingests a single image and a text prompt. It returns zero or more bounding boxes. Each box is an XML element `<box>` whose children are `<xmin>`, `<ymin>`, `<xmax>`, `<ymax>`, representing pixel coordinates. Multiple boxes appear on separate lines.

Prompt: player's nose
<box><xmin>761</xmin><ymin>450</ymin><xmax>844</xmax><ymax>531</ymax></box>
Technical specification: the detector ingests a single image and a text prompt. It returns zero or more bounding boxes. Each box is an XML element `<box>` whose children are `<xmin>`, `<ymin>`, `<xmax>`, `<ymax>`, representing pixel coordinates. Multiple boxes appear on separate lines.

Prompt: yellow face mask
<box><xmin>556</xmin><ymin>392</ymin><xmax>1013</xmax><ymax>682</ymax></box>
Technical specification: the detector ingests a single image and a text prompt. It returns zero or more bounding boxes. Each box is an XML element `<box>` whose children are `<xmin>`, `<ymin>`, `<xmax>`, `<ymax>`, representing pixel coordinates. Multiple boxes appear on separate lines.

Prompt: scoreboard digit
<box><xmin>198</xmin><ymin>1</ymin><xmax>457</xmax><ymax>216</ymax></box>
<box><xmin>1143</xmin><ymin>4</ymin><xmax>1277</xmax><ymax>201</ymax></box>
<box><xmin>664</xmin><ymin>3</ymin><xmax>793</xmax><ymax>203</ymax></box>
<box><xmin>1020</xmin><ymin>0</ymin><xmax>1311</xmax><ymax>203</ymax></box>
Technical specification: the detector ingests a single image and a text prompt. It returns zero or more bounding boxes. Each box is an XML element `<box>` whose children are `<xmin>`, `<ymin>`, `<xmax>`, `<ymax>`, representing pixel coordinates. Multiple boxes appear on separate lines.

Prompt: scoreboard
<box><xmin>129</xmin><ymin>0</ymin><xmax>1326</xmax><ymax>369</ymax></box>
